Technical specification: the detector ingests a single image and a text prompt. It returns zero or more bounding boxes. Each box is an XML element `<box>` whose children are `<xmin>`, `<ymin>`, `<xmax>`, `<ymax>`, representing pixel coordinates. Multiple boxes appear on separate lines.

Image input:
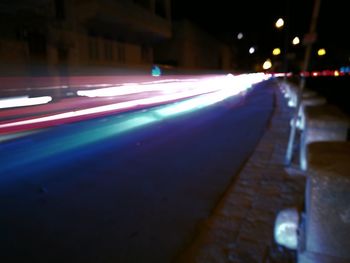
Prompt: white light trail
<box><xmin>0</xmin><ymin>74</ymin><xmax>269</xmax><ymax>133</ymax></box>
<box><xmin>0</xmin><ymin>96</ymin><xmax>52</xmax><ymax>109</ymax></box>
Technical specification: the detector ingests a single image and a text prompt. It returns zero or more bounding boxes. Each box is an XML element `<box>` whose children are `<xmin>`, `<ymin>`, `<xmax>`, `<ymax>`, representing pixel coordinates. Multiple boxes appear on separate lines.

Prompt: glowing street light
<box><xmin>275</xmin><ymin>18</ymin><xmax>284</xmax><ymax>29</ymax></box>
<box><xmin>237</xmin><ymin>32</ymin><xmax>243</xmax><ymax>40</ymax></box>
<box><xmin>263</xmin><ymin>59</ymin><xmax>272</xmax><ymax>70</ymax></box>
<box><xmin>317</xmin><ymin>48</ymin><xmax>326</xmax><ymax>56</ymax></box>
<box><xmin>272</xmin><ymin>48</ymin><xmax>281</xmax><ymax>56</ymax></box>
<box><xmin>249</xmin><ymin>47</ymin><xmax>255</xmax><ymax>54</ymax></box>
<box><xmin>292</xmin><ymin>36</ymin><xmax>300</xmax><ymax>45</ymax></box>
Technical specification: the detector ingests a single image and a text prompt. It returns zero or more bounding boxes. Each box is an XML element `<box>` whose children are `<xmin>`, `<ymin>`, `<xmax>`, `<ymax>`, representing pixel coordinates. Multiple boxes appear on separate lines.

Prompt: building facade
<box><xmin>0</xmin><ymin>0</ymin><xmax>172</xmax><ymax>76</ymax></box>
<box><xmin>154</xmin><ymin>20</ymin><xmax>233</xmax><ymax>71</ymax></box>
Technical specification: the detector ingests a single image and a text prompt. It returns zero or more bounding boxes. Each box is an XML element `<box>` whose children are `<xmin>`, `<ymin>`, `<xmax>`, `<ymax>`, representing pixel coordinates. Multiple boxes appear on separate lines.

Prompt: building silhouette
<box><xmin>0</xmin><ymin>0</ymin><xmax>172</xmax><ymax>76</ymax></box>
<box><xmin>0</xmin><ymin>0</ymin><xmax>235</xmax><ymax>85</ymax></box>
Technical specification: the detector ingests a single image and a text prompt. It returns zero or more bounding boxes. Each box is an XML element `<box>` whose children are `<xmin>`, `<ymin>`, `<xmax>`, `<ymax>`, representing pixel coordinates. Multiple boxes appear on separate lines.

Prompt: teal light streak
<box><xmin>1</xmin><ymin>113</ymin><xmax>158</xmax><ymax>172</ymax></box>
<box><xmin>155</xmin><ymin>90</ymin><xmax>235</xmax><ymax>117</ymax></box>
<box><xmin>1</xmin><ymin>86</ymin><xmax>249</xmax><ymax>172</ymax></box>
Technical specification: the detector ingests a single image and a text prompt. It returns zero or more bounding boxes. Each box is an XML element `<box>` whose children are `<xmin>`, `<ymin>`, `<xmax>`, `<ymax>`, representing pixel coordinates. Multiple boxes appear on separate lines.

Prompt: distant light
<box><xmin>263</xmin><ymin>59</ymin><xmax>272</xmax><ymax>70</ymax></box>
<box><xmin>151</xmin><ymin>65</ymin><xmax>161</xmax><ymax>77</ymax></box>
<box><xmin>317</xmin><ymin>48</ymin><xmax>326</xmax><ymax>56</ymax></box>
<box><xmin>272</xmin><ymin>48</ymin><xmax>281</xmax><ymax>56</ymax></box>
<box><xmin>340</xmin><ymin>66</ymin><xmax>350</xmax><ymax>73</ymax></box>
<box><xmin>249</xmin><ymin>47</ymin><xmax>255</xmax><ymax>54</ymax></box>
<box><xmin>300</xmin><ymin>71</ymin><xmax>310</xmax><ymax>77</ymax></box>
<box><xmin>237</xmin><ymin>32</ymin><xmax>243</xmax><ymax>40</ymax></box>
<box><xmin>334</xmin><ymin>70</ymin><xmax>340</xmax><ymax>77</ymax></box>
<box><xmin>0</xmin><ymin>96</ymin><xmax>52</xmax><ymax>109</ymax></box>
<box><xmin>275</xmin><ymin>18</ymin><xmax>284</xmax><ymax>29</ymax></box>
<box><xmin>292</xmin><ymin>36</ymin><xmax>300</xmax><ymax>45</ymax></box>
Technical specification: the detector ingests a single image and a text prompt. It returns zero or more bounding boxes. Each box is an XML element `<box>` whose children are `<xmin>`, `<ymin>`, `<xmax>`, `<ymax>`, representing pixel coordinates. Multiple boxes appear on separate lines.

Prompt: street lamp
<box><xmin>272</xmin><ymin>48</ymin><xmax>281</xmax><ymax>56</ymax></box>
<box><xmin>292</xmin><ymin>36</ymin><xmax>300</xmax><ymax>45</ymax></box>
<box><xmin>317</xmin><ymin>48</ymin><xmax>326</xmax><ymax>56</ymax></box>
<box><xmin>249</xmin><ymin>47</ymin><xmax>255</xmax><ymax>54</ymax></box>
<box><xmin>263</xmin><ymin>59</ymin><xmax>272</xmax><ymax>70</ymax></box>
<box><xmin>237</xmin><ymin>32</ymin><xmax>243</xmax><ymax>40</ymax></box>
<box><xmin>275</xmin><ymin>18</ymin><xmax>284</xmax><ymax>29</ymax></box>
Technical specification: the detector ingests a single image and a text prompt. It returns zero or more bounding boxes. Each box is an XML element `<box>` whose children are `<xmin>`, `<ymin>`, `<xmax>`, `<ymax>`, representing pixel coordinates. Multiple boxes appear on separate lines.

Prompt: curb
<box><xmin>176</xmin><ymin>80</ymin><xmax>306</xmax><ymax>263</ymax></box>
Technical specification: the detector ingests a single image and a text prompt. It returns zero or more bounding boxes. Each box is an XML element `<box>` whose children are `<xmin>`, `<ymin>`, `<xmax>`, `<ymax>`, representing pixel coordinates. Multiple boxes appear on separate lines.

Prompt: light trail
<box><xmin>0</xmin><ymin>96</ymin><xmax>52</xmax><ymax>109</ymax></box>
<box><xmin>0</xmin><ymin>73</ymin><xmax>269</xmax><ymax>135</ymax></box>
<box><xmin>0</xmin><ymin>73</ymin><xmax>269</xmax><ymax>171</ymax></box>
<box><xmin>76</xmin><ymin>78</ymin><xmax>201</xmax><ymax>97</ymax></box>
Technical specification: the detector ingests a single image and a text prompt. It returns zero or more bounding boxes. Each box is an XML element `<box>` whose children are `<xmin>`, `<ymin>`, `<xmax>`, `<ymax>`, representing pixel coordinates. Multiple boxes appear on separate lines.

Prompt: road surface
<box><xmin>0</xmin><ymin>80</ymin><xmax>274</xmax><ymax>262</ymax></box>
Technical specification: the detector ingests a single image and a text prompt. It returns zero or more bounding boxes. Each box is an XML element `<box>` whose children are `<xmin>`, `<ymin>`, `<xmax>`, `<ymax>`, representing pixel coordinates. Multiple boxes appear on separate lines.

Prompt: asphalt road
<box><xmin>0</xmin><ymin>80</ymin><xmax>274</xmax><ymax>263</ymax></box>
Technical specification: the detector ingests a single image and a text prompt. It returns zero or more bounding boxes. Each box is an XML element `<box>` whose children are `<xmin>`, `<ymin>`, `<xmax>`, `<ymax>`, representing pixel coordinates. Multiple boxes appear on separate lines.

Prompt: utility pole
<box><xmin>285</xmin><ymin>0</ymin><xmax>321</xmax><ymax>166</ymax></box>
<box><xmin>283</xmin><ymin>0</ymin><xmax>290</xmax><ymax>76</ymax></box>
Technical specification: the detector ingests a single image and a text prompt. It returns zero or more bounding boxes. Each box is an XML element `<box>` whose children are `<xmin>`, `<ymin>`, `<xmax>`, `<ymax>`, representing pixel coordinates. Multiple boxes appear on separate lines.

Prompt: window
<box><xmin>54</xmin><ymin>0</ymin><xmax>66</xmax><ymax>20</ymax></box>
<box><xmin>141</xmin><ymin>45</ymin><xmax>151</xmax><ymax>63</ymax></box>
<box><xmin>88</xmin><ymin>38</ymin><xmax>99</xmax><ymax>60</ymax></box>
<box><xmin>134</xmin><ymin>0</ymin><xmax>150</xmax><ymax>10</ymax></box>
<box><xmin>117</xmin><ymin>44</ymin><xmax>125</xmax><ymax>63</ymax></box>
<box><xmin>155</xmin><ymin>0</ymin><xmax>166</xmax><ymax>18</ymax></box>
<box><xmin>104</xmin><ymin>41</ymin><xmax>113</xmax><ymax>61</ymax></box>
<box><xmin>28</xmin><ymin>32</ymin><xmax>47</xmax><ymax>56</ymax></box>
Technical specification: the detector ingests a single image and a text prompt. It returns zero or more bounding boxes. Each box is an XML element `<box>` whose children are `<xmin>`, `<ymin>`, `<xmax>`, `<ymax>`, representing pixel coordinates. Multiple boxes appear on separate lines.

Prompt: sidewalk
<box><xmin>177</xmin><ymin>79</ymin><xmax>306</xmax><ymax>263</ymax></box>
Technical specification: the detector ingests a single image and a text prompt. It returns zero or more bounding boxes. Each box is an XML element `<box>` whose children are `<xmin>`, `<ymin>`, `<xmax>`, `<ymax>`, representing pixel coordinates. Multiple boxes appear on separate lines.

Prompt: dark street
<box><xmin>0</xmin><ymin>81</ymin><xmax>274</xmax><ymax>262</ymax></box>
<box><xmin>1</xmin><ymin>0</ymin><xmax>350</xmax><ymax>262</ymax></box>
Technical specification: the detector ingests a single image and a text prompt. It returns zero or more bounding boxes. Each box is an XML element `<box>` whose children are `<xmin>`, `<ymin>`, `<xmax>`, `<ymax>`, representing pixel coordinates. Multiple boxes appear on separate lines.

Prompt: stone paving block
<box><xmin>243</xmin><ymin>161</ymin><xmax>269</xmax><ymax>170</ymax></box>
<box><xmin>232</xmin><ymin>185</ymin><xmax>258</xmax><ymax>197</ymax></box>
<box><xmin>248</xmin><ymin>208</ymin><xmax>276</xmax><ymax>223</ymax></box>
<box><xmin>193</xmin><ymin>245</ymin><xmax>228</xmax><ymax>263</ymax></box>
<box><xmin>240</xmin><ymin>217</ymin><xmax>272</xmax><ymax>231</ymax></box>
<box><xmin>235</xmin><ymin>179</ymin><xmax>260</xmax><ymax>186</ymax></box>
<box><xmin>239</xmin><ymin>165</ymin><xmax>263</xmax><ymax>174</ymax></box>
<box><xmin>282</xmin><ymin>180</ymin><xmax>305</xmax><ymax>192</ymax></box>
<box><xmin>257</xmin><ymin>186</ymin><xmax>281</xmax><ymax>198</ymax></box>
<box><xmin>237</xmin><ymin>171</ymin><xmax>262</xmax><ymax>181</ymax></box>
<box><xmin>273</xmin><ymin>142</ymin><xmax>288</xmax><ymax>150</ymax></box>
<box><xmin>236</xmin><ymin>238</ymin><xmax>268</xmax><ymax>263</ymax></box>
<box><xmin>252</xmin><ymin>197</ymin><xmax>283</xmax><ymax>213</ymax></box>
<box><xmin>265</xmin><ymin>163</ymin><xmax>285</xmax><ymax>171</ymax></box>
<box><xmin>226</xmin><ymin>197</ymin><xmax>253</xmax><ymax>210</ymax></box>
<box><xmin>215</xmin><ymin>208</ymin><xmax>249</xmax><ymax>222</ymax></box>
<box><xmin>238</xmin><ymin>227</ymin><xmax>271</xmax><ymax>244</ymax></box>
<box><xmin>206</xmin><ymin>228</ymin><xmax>239</xmax><ymax>246</ymax></box>
<box><xmin>247</xmin><ymin>156</ymin><xmax>271</xmax><ymax>166</ymax></box>
<box><xmin>271</xmin><ymin>150</ymin><xmax>287</xmax><ymax>158</ymax></box>
<box><xmin>225</xmin><ymin>191</ymin><xmax>255</xmax><ymax>202</ymax></box>
<box><xmin>209</xmin><ymin>216</ymin><xmax>243</xmax><ymax>232</ymax></box>
<box><xmin>248</xmin><ymin>156</ymin><xmax>270</xmax><ymax>165</ymax></box>
<box><xmin>262</xmin><ymin>171</ymin><xmax>286</xmax><ymax>181</ymax></box>
<box><xmin>226</xmin><ymin>250</ymin><xmax>244</xmax><ymax>263</ymax></box>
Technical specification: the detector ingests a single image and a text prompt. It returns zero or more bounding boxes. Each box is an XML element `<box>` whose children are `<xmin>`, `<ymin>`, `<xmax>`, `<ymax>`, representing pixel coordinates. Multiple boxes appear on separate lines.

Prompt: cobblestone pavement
<box><xmin>176</xmin><ymin>80</ymin><xmax>306</xmax><ymax>263</ymax></box>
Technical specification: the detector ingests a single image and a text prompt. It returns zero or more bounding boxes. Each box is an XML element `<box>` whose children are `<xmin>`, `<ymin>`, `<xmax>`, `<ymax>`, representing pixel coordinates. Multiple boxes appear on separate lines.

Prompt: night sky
<box><xmin>172</xmin><ymin>0</ymin><xmax>350</xmax><ymax>69</ymax></box>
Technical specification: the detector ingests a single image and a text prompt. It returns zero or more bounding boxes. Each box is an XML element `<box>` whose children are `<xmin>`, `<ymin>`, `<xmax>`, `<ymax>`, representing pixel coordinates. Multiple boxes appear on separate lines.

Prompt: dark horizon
<box><xmin>0</xmin><ymin>0</ymin><xmax>349</xmax><ymax>74</ymax></box>
<box><xmin>172</xmin><ymin>0</ymin><xmax>350</xmax><ymax>70</ymax></box>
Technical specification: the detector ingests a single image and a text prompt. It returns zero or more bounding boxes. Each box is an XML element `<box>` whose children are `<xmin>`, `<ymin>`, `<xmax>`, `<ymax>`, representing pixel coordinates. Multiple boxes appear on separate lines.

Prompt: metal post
<box><xmin>285</xmin><ymin>0</ymin><xmax>321</xmax><ymax>166</ymax></box>
<box><xmin>283</xmin><ymin>0</ymin><xmax>290</xmax><ymax>77</ymax></box>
